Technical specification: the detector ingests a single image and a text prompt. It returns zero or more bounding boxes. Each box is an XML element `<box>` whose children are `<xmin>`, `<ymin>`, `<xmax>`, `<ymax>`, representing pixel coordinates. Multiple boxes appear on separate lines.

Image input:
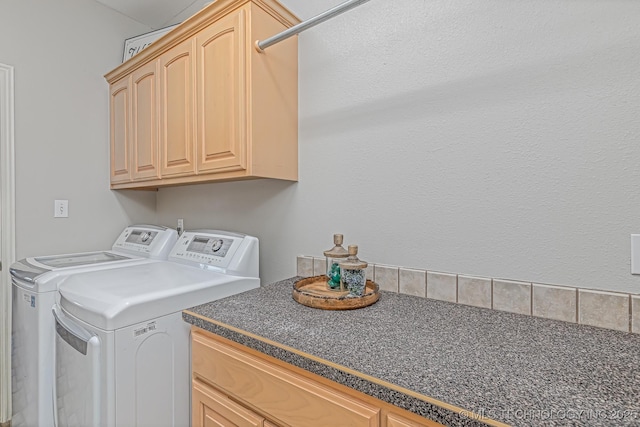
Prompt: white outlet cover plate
<box><xmin>54</xmin><ymin>200</ymin><xmax>68</xmax><ymax>218</ymax></box>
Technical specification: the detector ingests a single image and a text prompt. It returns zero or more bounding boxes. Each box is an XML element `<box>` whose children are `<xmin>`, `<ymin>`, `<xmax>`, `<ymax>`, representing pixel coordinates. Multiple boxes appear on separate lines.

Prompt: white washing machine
<box><xmin>52</xmin><ymin>230</ymin><xmax>259</xmax><ymax>427</ymax></box>
<box><xmin>10</xmin><ymin>225</ymin><xmax>178</xmax><ymax>427</ymax></box>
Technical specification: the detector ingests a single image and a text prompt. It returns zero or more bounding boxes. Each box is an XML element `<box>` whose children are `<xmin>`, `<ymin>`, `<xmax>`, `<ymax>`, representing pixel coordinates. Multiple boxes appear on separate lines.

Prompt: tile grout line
<box><xmin>490</xmin><ymin>279</ymin><xmax>494</xmax><ymax>310</ymax></box>
<box><xmin>425</xmin><ymin>270</ymin><xmax>429</xmax><ymax>299</ymax></box>
<box><xmin>372</xmin><ymin>264</ymin><xmax>376</xmax><ymax>285</ymax></box>
<box><xmin>629</xmin><ymin>294</ymin><xmax>633</xmax><ymax>333</ymax></box>
<box><xmin>530</xmin><ymin>282</ymin><xmax>533</xmax><ymax>316</ymax></box>
<box><xmin>576</xmin><ymin>288</ymin><xmax>580</xmax><ymax>325</ymax></box>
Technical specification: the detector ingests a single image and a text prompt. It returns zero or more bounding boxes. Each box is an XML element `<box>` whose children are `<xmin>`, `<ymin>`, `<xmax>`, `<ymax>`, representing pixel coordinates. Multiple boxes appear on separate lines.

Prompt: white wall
<box><xmin>1</xmin><ymin>0</ymin><xmax>637</xmax><ymax>293</ymax></box>
<box><xmin>0</xmin><ymin>0</ymin><xmax>157</xmax><ymax>259</ymax></box>
<box><xmin>158</xmin><ymin>0</ymin><xmax>640</xmax><ymax>293</ymax></box>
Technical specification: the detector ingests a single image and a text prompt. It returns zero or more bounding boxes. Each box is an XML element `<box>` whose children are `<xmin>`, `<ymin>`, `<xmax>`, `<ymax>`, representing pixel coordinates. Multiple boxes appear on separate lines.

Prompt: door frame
<box><xmin>0</xmin><ymin>62</ymin><xmax>16</xmax><ymax>424</ymax></box>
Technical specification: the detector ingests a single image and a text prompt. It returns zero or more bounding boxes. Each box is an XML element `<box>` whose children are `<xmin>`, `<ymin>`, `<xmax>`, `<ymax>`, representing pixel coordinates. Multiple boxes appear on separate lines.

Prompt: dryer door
<box><xmin>53</xmin><ymin>306</ymin><xmax>101</xmax><ymax>427</ymax></box>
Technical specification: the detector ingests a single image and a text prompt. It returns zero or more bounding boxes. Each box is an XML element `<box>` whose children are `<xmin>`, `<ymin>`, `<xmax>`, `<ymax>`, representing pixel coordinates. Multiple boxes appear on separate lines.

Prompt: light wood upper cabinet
<box><xmin>131</xmin><ymin>61</ymin><xmax>160</xmax><ymax>181</ymax></box>
<box><xmin>105</xmin><ymin>0</ymin><xmax>299</xmax><ymax>189</ymax></box>
<box><xmin>159</xmin><ymin>38</ymin><xmax>196</xmax><ymax>178</ymax></box>
<box><xmin>196</xmin><ymin>9</ymin><xmax>246</xmax><ymax>175</ymax></box>
<box><xmin>109</xmin><ymin>77</ymin><xmax>131</xmax><ymax>184</ymax></box>
<box><xmin>110</xmin><ymin>63</ymin><xmax>161</xmax><ymax>184</ymax></box>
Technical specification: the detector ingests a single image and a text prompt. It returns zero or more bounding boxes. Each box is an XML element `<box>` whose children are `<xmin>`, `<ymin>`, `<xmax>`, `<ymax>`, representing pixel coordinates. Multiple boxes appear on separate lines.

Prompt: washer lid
<box><xmin>11</xmin><ymin>251</ymin><xmax>134</xmax><ymax>291</ymax></box>
<box><xmin>9</xmin><ymin>224</ymin><xmax>178</xmax><ymax>292</ymax></box>
<box><xmin>58</xmin><ymin>261</ymin><xmax>259</xmax><ymax>331</ymax></box>
<box><xmin>34</xmin><ymin>251</ymin><xmax>129</xmax><ymax>268</ymax></box>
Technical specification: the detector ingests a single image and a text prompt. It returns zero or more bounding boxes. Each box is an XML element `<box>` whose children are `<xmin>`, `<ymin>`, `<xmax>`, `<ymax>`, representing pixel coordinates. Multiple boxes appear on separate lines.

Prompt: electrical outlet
<box><xmin>54</xmin><ymin>200</ymin><xmax>68</xmax><ymax>218</ymax></box>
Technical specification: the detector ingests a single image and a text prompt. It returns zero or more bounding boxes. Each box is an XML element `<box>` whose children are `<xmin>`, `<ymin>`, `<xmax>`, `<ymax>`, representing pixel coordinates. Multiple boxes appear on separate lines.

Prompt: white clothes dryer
<box><xmin>52</xmin><ymin>230</ymin><xmax>259</xmax><ymax>427</ymax></box>
<box><xmin>10</xmin><ymin>225</ymin><xmax>178</xmax><ymax>427</ymax></box>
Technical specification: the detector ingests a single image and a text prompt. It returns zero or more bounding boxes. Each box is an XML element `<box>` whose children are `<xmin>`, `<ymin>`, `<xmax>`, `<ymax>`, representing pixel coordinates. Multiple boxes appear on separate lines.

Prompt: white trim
<box><xmin>0</xmin><ymin>62</ymin><xmax>16</xmax><ymax>423</ymax></box>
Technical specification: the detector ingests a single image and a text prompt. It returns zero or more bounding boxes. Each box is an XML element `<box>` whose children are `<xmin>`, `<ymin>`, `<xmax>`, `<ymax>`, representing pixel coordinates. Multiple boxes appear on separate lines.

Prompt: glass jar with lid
<box><xmin>339</xmin><ymin>245</ymin><xmax>368</xmax><ymax>297</ymax></box>
<box><xmin>323</xmin><ymin>234</ymin><xmax>349</xmax><ymax>291</ymax></box>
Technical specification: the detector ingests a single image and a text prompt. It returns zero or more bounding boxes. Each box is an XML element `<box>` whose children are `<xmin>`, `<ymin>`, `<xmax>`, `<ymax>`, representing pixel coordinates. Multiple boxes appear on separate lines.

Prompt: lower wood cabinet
<box><xmin>385</xmin><ymin>412</ymin><xmax>435</xmax><ymax>427</ymax></box>
<box><xmin>193</xmin><ymin>379</ymin><xmax>264</xmax><ymax>427</ymax></box>
<box><xmin>191</xmin><ymin>327</ymin><xmax>444</xmax><ymax>427</ymax></box>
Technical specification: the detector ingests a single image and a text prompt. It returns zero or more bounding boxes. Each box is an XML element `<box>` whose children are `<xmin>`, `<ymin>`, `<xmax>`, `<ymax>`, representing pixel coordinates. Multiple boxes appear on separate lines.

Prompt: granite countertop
<box><xmin>183</xmin><ymin>277</ymin><xmax>640</xmax><ymax>427</ymax></box>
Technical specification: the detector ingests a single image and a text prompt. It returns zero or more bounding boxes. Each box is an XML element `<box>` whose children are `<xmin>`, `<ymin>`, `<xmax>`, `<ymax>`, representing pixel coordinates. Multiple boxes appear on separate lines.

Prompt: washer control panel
<box><xmin>169</xmin><ymin>231</ymin><xmax>244</xmax><ymax>269</ymax></box>
<box><xmin>112</xmin><ymin>225</ymin><xmax>177</xmax><ymax>257</ymax></box>
<box><xmin>125</xmin><ymin>230</ymin><xmax>157</xmax><ymax>246</ymax></box>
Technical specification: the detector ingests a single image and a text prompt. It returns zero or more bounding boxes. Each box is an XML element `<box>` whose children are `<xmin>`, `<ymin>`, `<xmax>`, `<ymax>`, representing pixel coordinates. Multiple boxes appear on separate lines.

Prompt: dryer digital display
<box><xmin>187</xmin><ymin>236</ymin><xmax>233</xmax><ymax>258</ymax></box>
<box><xmin>169</xmin><ymin>231</ymin><xmax>250</xmax><ymax>270</ymax></box>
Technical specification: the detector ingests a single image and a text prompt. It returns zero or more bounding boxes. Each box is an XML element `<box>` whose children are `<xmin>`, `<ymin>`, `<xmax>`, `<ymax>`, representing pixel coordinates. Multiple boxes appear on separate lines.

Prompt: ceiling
<box><xmin>94</xmin><ymin>0</ymin><xmax>210</xmax><ymax>28</ymax></box>
<box><xmin>91</xmin><ymin>0</ymin><xmax>351</xmax><ymax>34</ymax></box>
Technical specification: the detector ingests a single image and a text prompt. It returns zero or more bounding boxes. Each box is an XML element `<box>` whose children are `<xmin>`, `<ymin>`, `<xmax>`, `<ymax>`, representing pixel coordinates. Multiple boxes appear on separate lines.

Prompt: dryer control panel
<box><xmin>169</xmin><ymin>230</ymin><xmax>259</xmax><ymax>277</ymax></box>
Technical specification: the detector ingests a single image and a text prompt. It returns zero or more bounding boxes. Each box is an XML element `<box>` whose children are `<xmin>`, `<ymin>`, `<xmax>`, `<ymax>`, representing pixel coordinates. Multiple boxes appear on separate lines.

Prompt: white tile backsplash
<box><xmin>578</xmin><ymin>289</ymin><xmax>629</xmax><ymax>332</ymax></box>
<box><xmin>532</xmin><ymin>284</ymin><xmax>577</xmax><ymax>323</ymax></box>
<box><xmin>458</xmin><ymin>275</ymin><xmax>492</xmax><ymax>309</ymax></box>
<box><xmin>493</xmin><ymin>279</ymin><xmax>531</xmax><ymax>315</ymax></box>
<box><xmin>374</xmin><ymin>265</ymin><xmax>399</xmax><ymax>292</ymax></box>
<box><xmin>365</xmin><ymin>265</ymin><xmax>374</xmax><ymax>281</ymax></box>
<box><xmin>399</xmin><ymin>268</ymin><xmax>426</xmax><ymax>298</ymax></box>
<box><xmin>313</xmin><ymin>257</ymin><xmax>327</xmax><ymax>277</ymax></box>
<box><xmin>296</xmin><ymin>256</ymin><xmax>314</xmax><ymax>277</ymax></box>
<box><xmin>426</xmin><ymin>271</ymin><xmax>457</xmax><ymax>303</ymax></box>
<box><xmin>297</xmin><ymin>255</ymin><xmax>640</xmax><ymax>334</ymax></box>
<box><xmin>632</xmin><ymin>296</ymin><xmax>640</xmax><ymax>334</ymax></box>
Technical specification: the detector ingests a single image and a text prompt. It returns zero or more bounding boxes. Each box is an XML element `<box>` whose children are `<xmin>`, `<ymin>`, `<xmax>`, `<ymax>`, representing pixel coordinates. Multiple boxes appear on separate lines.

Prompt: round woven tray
<box><xmin>292</xmin><ymin>275</ymin><xmax>380</xmax><ymax>310</ymax></box>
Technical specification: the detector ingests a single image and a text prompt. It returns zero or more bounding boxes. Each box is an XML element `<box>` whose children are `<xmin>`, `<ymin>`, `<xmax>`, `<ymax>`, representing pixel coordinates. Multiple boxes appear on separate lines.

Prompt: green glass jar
<box><xmin>323</xmin><ymin>234</ymin><xmax>348</xmax><ymax>291</ymax></box>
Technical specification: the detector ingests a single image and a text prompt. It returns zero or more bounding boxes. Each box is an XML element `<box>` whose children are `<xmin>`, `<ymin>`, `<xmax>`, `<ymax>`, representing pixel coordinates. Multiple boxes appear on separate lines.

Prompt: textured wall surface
<box><xmin>0</xmin><ymin>0</ymin><xmax>157</xmax><ymax>258</ymax></box>
<box><xmin>3</xmin><ymin>0</ymin><xmax>629</xmax><ymax>292</ymax></box>
<box><xmin>161</xmin><ymin>0</ymin><xmax>640</xmax><ymax>292</ymax></box>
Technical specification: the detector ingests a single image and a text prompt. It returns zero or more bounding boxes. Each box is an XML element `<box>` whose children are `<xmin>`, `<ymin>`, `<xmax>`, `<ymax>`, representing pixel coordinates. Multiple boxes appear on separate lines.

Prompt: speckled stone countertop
<box><xmin>183</xmin><ymin>277</ymin><xmax>640</xmax><ymax>427</ymax></box>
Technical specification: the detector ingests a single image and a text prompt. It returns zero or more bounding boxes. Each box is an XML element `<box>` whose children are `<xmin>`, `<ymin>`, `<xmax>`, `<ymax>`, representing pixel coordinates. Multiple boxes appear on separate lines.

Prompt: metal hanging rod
<box><xmin>255</xmin><ymin>0</ymin><xmax>371</xmax><ymax>52</ymax></box>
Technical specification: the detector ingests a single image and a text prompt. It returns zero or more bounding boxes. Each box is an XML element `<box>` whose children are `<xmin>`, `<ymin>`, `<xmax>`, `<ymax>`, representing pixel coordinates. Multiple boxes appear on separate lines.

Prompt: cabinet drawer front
<box><xmin>193</xmin><ymin>333</ymin><xmax>379</xmax><ymax>427</ymax></box>
<box><xmin>385</xmin><ymin>412</ymin><xmax>443</xmax><ymax>427</ymax></box>
<box><xmin>193</xmin><ymin>379</ymin><xmax>263</xmax><ymax>427</ymax></box>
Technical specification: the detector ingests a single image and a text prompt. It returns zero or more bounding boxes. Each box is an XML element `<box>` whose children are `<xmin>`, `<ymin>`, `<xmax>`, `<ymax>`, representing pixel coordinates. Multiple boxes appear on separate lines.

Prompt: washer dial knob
<box><xmin>211</xmin><ymin>239</ymin><xmax>224</xmax><ymax>252</ymax></box>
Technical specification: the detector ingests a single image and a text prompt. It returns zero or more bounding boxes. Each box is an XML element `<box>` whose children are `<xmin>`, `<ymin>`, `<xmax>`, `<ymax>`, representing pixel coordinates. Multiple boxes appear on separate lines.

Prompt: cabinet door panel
<box><xmin>196</xmin><ymin>9</ymin><xmax>247</xmax><ymax>174</ymax></box>
<box><xmin>193</xmin><ymin>379</ymin><xmax>263</xmax><ymax>427</ymax></box>
<box><xmin>110</xmin><ymin>77</ymin><xmax>131</xmax><ymax>183</ymax></box>
<box><xmin>386</xmin><ymin>412</ymin><xmax>441</xmax><ymax>427</ymax></box>
<box><xmin>193</xmin><ymin>332</ymin><xmax>379</xmax><ymax>427</ymax></box>
<box><xmin>131</xmin><ymin>62</ymin><xmax>159</xmax><ymax>180</ymax></box>
<box><xmin>160</xmin><ymin>39</ymin><xmax>195</xmax><ymax>177</ymax></box>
